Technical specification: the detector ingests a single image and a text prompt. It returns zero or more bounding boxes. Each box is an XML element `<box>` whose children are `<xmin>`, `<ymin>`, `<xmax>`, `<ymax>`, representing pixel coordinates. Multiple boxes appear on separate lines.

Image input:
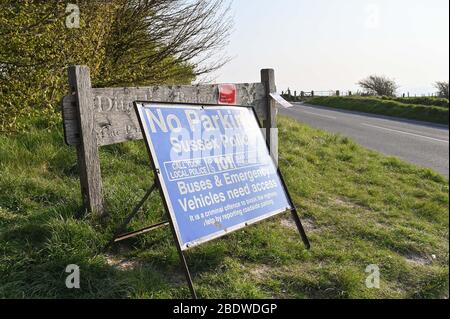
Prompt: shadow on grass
<box><xmin>1</xmin><ymin>223</ymin><xmax>52</xmax><ymax>249</ymax></box>
<box><xmin>1</xmin><ymin>255</ymin><xmax>183</xmax><ymax>299</ymax></box>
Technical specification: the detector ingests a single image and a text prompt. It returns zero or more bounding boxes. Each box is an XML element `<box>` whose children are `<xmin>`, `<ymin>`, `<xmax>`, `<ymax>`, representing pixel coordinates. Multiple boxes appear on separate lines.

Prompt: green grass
<box><xmin>308</xmin><ymin>96</ymin><xmax>449</xmax><ymax>125</ymax></box>
<box><xmin>0</xmin><ymin>116</ymin><xmax>448</xmax><ymax>299</ymax></box>
<box><xmin>378</xmin><ymin>96</ymin><xmax>449</xmax><ymax>109</ymax></box>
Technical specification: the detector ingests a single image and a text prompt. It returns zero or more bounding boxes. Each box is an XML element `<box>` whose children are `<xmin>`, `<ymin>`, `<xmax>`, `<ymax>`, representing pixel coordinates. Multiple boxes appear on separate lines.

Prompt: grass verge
<box><xmin>0</xmin><ymin>116</ymin><xmax>448</xmax><ymax>299</ymax></box>
<box><xmin>378</xmin><ymin>96</ymin><xmax>449</xmax><ymax>109</ymax></box>
<box><xmin>308</xmin><ymin>96</ymin><xmax>449</xmax><ymax>125</ymax></box>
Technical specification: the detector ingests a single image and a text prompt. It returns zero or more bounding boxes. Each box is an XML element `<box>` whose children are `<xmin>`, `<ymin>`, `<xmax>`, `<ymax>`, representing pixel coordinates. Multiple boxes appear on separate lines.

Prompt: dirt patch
<box><xmin>331</xmin><ymin>197</ymin><xmax>360</xmax><ymax>209</ymax></box>
<box><xmin>404</xmin><ymin>253</ymin><xmax>432</xmax><ymax>266</ymax></box>
<box><xmin>249</xmin><ymin>264</ymin><xmax>272</xmax><ymax>281</ymax></box>
<box><xmin>281</xmin><ymin>217</ymin><xmax>316</xmax><ymax>233</ymax></box>
<box><xmin>106</xmin><ymin>254</ymin><xmax>188</xmax><ymax>286</ymax></box>
<box><xmin>106</xmin><ymin>254</ymin><xmax>140</xmax><ymax>271</ymax></box>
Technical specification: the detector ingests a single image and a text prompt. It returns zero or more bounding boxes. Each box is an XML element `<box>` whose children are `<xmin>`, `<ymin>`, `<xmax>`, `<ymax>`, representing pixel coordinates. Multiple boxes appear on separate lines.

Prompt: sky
<box><xmin>211</xmin><ymin>0</ymin><xmax>449</xmax><ymax>96</ymax></box>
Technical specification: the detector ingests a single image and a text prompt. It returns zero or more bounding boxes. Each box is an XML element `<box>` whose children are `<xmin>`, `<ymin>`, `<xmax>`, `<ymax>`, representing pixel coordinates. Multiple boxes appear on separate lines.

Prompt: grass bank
<box><xmin>378</xmin><ymin>96</ymin><xmax>449</xmax><ymax>109</ymax></box>
<box><xmin>308</xmin><ymin>96</ymin><xmax>449</xmax><ymax>125</ymax></box>
<box><xmin>0</xmin><ymin>117</ymin><xmax>448</xmax><ymax>299</ymax></box>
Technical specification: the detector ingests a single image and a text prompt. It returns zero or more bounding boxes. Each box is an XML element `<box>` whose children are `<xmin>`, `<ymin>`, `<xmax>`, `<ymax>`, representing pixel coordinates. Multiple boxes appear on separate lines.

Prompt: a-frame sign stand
<box><xmin>105</xmin><ymin>103</ymin><xmax>310</xmax><ymax>300</ymax></box>
<box><xmin>105</xmin><ymin>178</ymin><xmax>198</xmax><ymax>299</ymax></box>
<box><xmin>105</xmin><ymin>175</ymin><xmax>309</xmax><ymax>300</ymax></box>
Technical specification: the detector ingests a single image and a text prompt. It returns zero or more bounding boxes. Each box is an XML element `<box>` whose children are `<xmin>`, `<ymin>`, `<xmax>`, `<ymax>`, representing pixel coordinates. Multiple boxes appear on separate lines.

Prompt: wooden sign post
<box><xmin>62</xmin><ymin>66</ymin><xmax>278</xmax><ymax>217</ymax></box>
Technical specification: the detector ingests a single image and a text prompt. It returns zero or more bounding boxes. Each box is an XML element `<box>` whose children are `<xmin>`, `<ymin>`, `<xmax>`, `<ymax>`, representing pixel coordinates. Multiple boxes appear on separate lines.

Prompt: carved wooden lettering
<box><xmin>63</xmin><ymin>84</ymin><xmax>267</xmax><ymax>146</ymax></box>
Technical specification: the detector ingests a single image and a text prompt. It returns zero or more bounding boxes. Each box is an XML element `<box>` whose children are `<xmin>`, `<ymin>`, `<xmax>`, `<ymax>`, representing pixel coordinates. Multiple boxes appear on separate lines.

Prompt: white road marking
<box><xmin>301</xmin><ymin>110</ymin><xmax>337</xmax><ymax>120</ymax></box>
<box><xmin>362</xmin><ymin>123</ymin><xmax>449</xmax><ymax>144</ymax></box>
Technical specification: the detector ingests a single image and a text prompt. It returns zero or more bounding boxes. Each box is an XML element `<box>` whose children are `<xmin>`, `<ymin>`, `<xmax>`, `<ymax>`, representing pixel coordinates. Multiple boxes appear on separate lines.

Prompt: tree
<box><xmin>434</xmin><ymin>81</ymin><xmax>449</xmax><ymax>99</ymax></box>
<box><xmin>0</xmin><ymin>0</ymin><xmax>232</xmax><ymax>131</ymax></box>
<box><xmin>357</xmin><ymin>75</ymin><xmax>399</xmax><ymax>97</ymax></box>
<box><xmin>1</xmin><ymin>1</ymin><xmax>116</xmax><ymax>131</ymax></box>
<box><xmin>97</xmin><ymin>0</ymin><xmax>232</xmax><ymax>87</ymax></box>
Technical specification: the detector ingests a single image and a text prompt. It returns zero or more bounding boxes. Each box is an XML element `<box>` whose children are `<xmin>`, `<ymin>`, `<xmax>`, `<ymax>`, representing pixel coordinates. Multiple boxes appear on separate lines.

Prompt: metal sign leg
<box><xmin>275</xmin><ymin>168</ymin><xmax>311</xmax><ymax>250</ymax></box>
<box><xmin>104</xmin><ymin>179</ymin><xmax>198</xmax><ymax>299</ymax></box>
<box><xmin>291</xmin><ymin>208</ymin><xmax>311</xmax><ymax>250</ymax></box>
<box><xmin>165</xmin><ymin>218</ymin><xmax>198</xmax><ymax>299</ymax></box>
<box><xmin>105</xmin><ymin>182</ymin><xmax>158</xmax><ymax>250</ymax></box>
<box><xmin>179</xmin><ymin>250</ymin><xmax>198</xmax><ymax>299</ymax></box>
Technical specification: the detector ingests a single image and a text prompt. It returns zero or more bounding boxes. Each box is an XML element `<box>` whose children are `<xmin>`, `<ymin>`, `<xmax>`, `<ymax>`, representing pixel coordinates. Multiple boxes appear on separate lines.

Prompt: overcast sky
<box><xmin>211</xmin><ymin>0</ymin><xmax>449</xmax><ymax>96</ymax></box>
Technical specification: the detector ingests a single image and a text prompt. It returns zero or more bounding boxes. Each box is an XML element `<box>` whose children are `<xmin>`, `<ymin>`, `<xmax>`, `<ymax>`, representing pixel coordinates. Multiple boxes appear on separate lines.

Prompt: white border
<box><xmin>136</xmin><ymin>102</ymin><xmax>291</xmax><ymax>251</ymax></box>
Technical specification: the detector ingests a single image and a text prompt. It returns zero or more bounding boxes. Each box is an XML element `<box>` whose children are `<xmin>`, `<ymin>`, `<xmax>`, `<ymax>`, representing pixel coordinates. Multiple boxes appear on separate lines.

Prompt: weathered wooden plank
<box><xmin>261</xmin><ymin>69</ymin><xmax>278</xmax><ymax>164</ymax></box>
<box><xmin>61</xmin><ymin>95</ymin><xmax>79</xmax><ymax>146</ymax></box>
<box><xmin>62</xmin><ymin>83</ymin><xmax>267</xmax><ymax>147</ymax></box>
<box><xmin>68</xmin><ymin>66</ymin><xmax>105</xmax><ymax>217</ymax></box>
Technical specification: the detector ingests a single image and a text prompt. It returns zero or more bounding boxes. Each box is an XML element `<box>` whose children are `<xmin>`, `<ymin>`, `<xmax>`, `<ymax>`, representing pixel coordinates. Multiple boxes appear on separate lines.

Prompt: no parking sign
<box><xmin>135</xmin><ymin>102</ymin><xmax>294</xmax><ymax>250</ymax></box>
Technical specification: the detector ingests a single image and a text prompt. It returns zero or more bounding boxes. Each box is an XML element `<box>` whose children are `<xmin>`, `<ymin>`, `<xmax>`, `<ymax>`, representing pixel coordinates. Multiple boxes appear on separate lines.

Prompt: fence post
<box><xmin>68</xmin><ymin>66</ymin><xmax>105</xmax><ymax>217</ymax></box>
<box><xmin>261</xmin><ymin>69</ymin><xmax>278</xmax><ymax>165</ymax></box>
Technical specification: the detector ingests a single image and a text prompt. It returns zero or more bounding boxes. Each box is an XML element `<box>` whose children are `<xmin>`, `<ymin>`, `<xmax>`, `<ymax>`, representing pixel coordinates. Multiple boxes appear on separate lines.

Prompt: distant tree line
<box><xmin>0</xmin><ymin>0</ymin><xmax>232</xmax><ymax>132</ymax></box>
<box><xmin>283</xmin><ymin>75</ymin><xmax>449</xmax><ymax>101</ymax></box>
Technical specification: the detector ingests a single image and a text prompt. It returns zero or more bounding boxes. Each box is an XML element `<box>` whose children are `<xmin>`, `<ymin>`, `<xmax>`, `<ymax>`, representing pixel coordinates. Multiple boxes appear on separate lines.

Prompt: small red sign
<box><xmin>218</xmin><ymin>84</ymin><xmax>237</xmax><ymax>105</ymax></box>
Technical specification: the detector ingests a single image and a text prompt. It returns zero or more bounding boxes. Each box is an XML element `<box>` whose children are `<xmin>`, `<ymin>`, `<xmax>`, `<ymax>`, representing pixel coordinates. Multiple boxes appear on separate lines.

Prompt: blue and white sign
<box><xmin>135</xmin><ymin>102</ymin><xmax>292</xmax><ymax>250</ymax></box>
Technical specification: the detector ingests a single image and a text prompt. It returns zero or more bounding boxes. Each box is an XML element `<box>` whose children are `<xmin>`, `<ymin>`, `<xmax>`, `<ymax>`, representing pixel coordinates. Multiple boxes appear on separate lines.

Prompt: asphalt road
<box><xmin>280</xmin><ymin>103</ymin><xmax>449</xmax><ymax>177</ymax></box>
